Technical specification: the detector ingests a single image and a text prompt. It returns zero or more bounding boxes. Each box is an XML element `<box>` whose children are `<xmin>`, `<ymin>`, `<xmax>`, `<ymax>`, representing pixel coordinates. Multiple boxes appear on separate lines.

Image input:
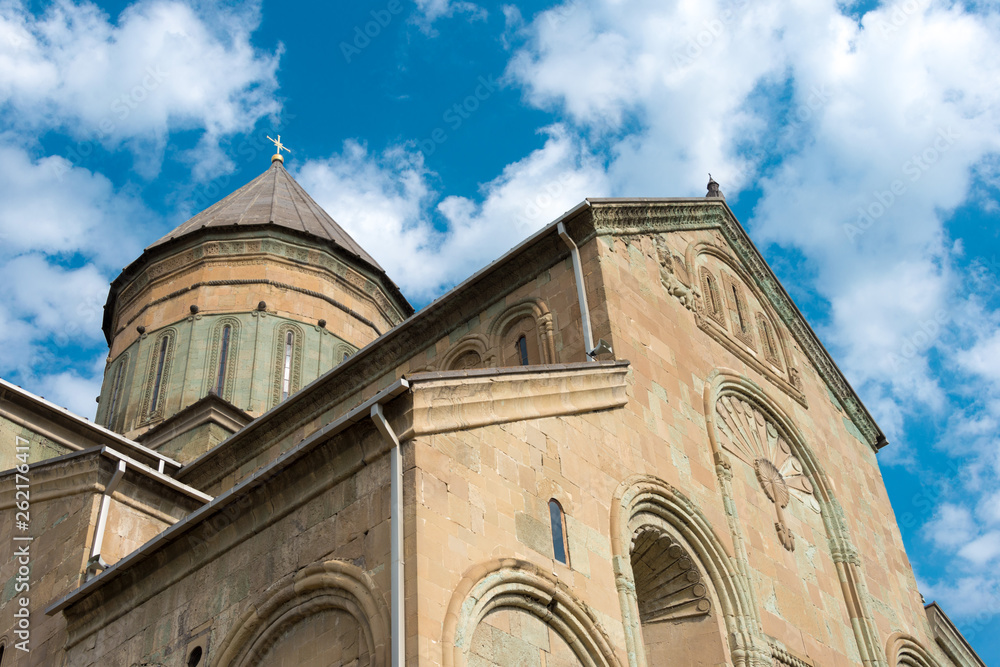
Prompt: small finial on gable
<box><xmin>706</xmin><ymin>173</ymin><xmax>725</xmax><ymax>200</ymax></box>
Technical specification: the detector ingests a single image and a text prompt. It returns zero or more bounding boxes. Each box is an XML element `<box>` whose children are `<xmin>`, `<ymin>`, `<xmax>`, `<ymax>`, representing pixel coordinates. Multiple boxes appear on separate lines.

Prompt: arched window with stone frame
<box><xmin>722</xmin><ymin>272</ymin><xmax>754</xmax><ymax>347</ymax></box>
<box><xmin>487</xmin><ymin>300</ymin><xmax>556</xmax><ymax>367</ymax></box>
<box><xmin>700</xmin><ymin>268</ymin><xmax>726</xmax><ymax>326</ymax></box>
<box><xmin>548</xmin><ymin>499</ymin><xmax>569</xmax><ymax>565</ymax></box>
<box><xmin>103</xmin><ymin>353</ymin><xmax>129</xmax><ymax>431</ymax></box>
<box><xmin>208</xmin><ymin>318</ymin><xmax>241</xmax><ymax>402</ymax></box>
<box><xmin>141</xmin><ymin>329</ymin><xmax>176</xmax><ymax>421</ymax></box>
<box><xmin>756</xmin><ymin>312</ymin><xmax>783</xmax><ymax>369</ymax></box>
<box><xmin>272</xmin><ymin>323</ymin><xmax>304</xmax><ymax>406</ymax></box>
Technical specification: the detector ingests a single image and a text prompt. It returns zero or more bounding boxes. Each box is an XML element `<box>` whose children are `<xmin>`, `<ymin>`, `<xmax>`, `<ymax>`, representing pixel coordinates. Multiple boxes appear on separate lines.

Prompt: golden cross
<box><xmin>267</xmin><ymin>134</ymin><xmax>292</xmax><ymax>159</ymax></box>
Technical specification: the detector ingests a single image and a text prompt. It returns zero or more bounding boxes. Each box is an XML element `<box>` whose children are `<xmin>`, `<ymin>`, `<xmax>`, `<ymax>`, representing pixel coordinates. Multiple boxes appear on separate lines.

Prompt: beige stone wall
<box><xmin>0</xmin><ymin>455</ymin><xmax>100</xmax><ymax>666</ymax></box>
<box><xmin>592</xmin><ymin>228</ymin><xmax>938</xmax><ymax>664</ymax></box>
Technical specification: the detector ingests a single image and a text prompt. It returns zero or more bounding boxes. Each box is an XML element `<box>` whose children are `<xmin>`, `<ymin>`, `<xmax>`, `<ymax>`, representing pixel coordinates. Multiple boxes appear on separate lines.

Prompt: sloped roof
<box><xmin>148</xmin><ymin>160</ymin><xmax>382</xmax><ymax>271</ymax></box>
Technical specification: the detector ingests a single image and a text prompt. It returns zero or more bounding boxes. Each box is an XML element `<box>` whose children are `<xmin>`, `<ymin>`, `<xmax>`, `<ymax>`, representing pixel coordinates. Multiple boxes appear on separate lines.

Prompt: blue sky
<box><xmin>1</xmin><ymin>0</ymin><xmax>999</xmax><ymax>661</ymax></box>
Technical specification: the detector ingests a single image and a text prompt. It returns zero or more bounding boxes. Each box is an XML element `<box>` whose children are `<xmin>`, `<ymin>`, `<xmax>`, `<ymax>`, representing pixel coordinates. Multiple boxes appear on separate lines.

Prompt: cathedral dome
<box><xmin>96</xmin><ymin>158</ymin><xmax>412</xmax><ymax>443</ymax></box>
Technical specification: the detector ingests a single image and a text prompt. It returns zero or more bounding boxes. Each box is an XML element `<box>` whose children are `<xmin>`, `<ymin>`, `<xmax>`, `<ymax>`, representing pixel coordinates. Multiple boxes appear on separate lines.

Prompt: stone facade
<box><xmin>0</xmin><ymin>165</ymin><xmax>986</xmax><ymax>667</ymax></box>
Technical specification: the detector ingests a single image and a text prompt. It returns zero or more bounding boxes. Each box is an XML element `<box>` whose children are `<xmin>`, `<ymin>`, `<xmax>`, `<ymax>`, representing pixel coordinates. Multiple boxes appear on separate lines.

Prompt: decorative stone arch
<box><xmin>210</xmin><ymin>560</ymin><xmax>390</xmax><ymax>667</ymax></box>
<box><xmin>486</xmin><ymin>299</ymin><xmax>556</xmax><ymax>366</ymax></box>
<box><xmin>441</xmin><ymin>558</ymin><xmax>621</xmax><ymax>667</ymax></box>
<box><xmin>686</xmin><ymin>242</ymin><xmax>795</xmax><ymax>384</ymax></box>
<box><xmin>206</xmin><ymin>316</ymin><xmax>241</xmax><ymax>402</ymax></box>
<box><xmin>437</xmin><ymin>333</ymin><xmax>491</xmax><ymax>371</ymax></box>
<box><xmin>611</xmin><ymin>475</ymin><xmax>768</xmax><ymax>667</ymax></box>
<box><xmin>332</xmin><ymin>340</ymin><xmax>356</xmax><ymax>365</ymax></box>
<box><xmin>704</xmin><ymin>370</ymin><xmax>888</xmax><ymax>667</ymax></box>
<box><xmin>886</xmin><ymin>633</ymin><xmax>942</xmax><ymax>667</ymax></box>
<box><xmin>271</xmin><ymin>321</ymin><xmax>305</xmax><ymax>406</ymax></box>
<box><xmin>140</xmin><ymin>327</ymin><xmax>177</xmax><ymax>422</ymax></box>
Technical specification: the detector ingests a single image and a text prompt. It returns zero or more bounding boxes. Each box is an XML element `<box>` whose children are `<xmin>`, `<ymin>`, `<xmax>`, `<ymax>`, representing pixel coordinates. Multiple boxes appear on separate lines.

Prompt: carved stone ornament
<box><xmin>715</xmin><ymin>395</ymin><xmax>820</xmax><ymax>551</ymax></box>
<box><xmin>631</xmin><ymin>527</ymin><xmax>712</xmax><ymax>622</ymax></box>
<box><xmin>655</xmin><ymin>237</ymin><xmax>699</xmax><ymax>312</ymax></box>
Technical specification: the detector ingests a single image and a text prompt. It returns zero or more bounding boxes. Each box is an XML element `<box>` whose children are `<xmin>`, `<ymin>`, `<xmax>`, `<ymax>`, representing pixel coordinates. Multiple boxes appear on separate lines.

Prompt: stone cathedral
<box><xmin>0</xmin><ymin>148</ymin><xmax>986</xmax><ymax>667</ymax></box>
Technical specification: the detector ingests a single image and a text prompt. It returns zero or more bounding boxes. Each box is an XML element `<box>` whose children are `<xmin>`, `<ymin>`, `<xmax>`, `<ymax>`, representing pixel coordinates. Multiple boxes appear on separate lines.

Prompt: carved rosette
<box><xmin>715</xmin><ymin>395</ymin><xmax>819</xmax><ymax>551</ymax></box>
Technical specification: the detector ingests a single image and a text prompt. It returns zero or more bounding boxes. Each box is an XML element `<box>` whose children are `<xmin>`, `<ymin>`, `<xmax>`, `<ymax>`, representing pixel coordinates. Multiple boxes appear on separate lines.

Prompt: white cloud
<box><xmin>0</xmin><ymin>143</ymin><xmax>151</xmax><ymax>418</ymax></box>
<box><xmin>296</xmin><ymin>126</ymin><xmax>608</xmax><ymax>302</ymax></box>
<box><xmin>924</xmin><ymin>503</ymin><xmax>977</xmax><ymax>549</ymax></box>
<box><xmin>0</xmin><ymin>0</ymin><xmax>281</xmax><ymax>178</ymax></box>
<box><xmin>413</xmin><ymin>0</ymin><xmax>487</xmax><ymax>32</ymax></box>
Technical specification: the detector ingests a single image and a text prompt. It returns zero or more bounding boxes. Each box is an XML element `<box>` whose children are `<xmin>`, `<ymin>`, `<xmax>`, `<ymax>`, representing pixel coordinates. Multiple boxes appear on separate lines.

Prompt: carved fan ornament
<box><xmin>715</xmin><ymin>395</ymin><xmax>820</xmax><ymax>551</ymax></box>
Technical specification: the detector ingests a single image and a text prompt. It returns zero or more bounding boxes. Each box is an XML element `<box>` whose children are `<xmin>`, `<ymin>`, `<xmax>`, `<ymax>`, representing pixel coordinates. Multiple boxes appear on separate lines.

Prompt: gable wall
<box><xmin>596</xmin><ymin>227</ymin><xmax>938</xmax><ymax>663</ymax></box>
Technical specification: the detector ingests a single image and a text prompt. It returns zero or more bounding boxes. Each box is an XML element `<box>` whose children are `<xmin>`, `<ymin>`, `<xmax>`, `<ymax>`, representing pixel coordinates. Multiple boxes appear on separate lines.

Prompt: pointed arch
<box><xmin>704</xmin><ymin>369</ymin><xmax>887</xmax><ymax>667</ymax></box>
<box><xmin>886</xmin><ymin>633</ymin><xmax>942</xmax><ymax>667</ymax></box>
<box><xmin>486</xmin><ymin>299</ymin><xmax>556</xmax><ymax>366</ymax></box>
<box><xmin>441</xmin><ymin>558</ymin><xmax>621</xmax><ymax>667</ymax></box>
<box><xmin>210</xmin><ymin>560</ymin><xmax>390</xmax><ymax>667</ymax></box>
<box><xmin>610</xmin><ymin>475</ymin><xmax>768</xmax><ymax>667</ymax></box>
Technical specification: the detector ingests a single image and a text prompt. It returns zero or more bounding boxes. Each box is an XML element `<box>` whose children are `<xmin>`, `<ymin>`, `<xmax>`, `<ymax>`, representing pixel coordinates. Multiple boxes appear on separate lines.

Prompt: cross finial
<box><xmin>267</xmin><ymin>134</ymin><xmax>292</xmax><ymax>163</ymax></box>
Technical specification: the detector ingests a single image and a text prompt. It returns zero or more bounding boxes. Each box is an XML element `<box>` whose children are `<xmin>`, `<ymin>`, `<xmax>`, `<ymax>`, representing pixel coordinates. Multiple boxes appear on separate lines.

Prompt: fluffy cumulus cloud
<box><xmin>502</xmin><ymin>0</ymin><xmax>1000</xmax><ymax>620</ymax></box>
<box><xmin>0</xmin><ymin>0</ymin><xmax>281</xmax><ymax>416</ymax></box>
<box><xmin>296</xmin><ymin>126</ymin><xmax>608</xmax><ymax>301</ymax></box>
<box><xmin>0</xmin><ymin>0</ymin><xmax>281</xmax><ymax>178</ymax></box>
<box><xmin>0</xmin><ymin>144</ymin><xmax>154</xmax><ymax>417</ymax></box>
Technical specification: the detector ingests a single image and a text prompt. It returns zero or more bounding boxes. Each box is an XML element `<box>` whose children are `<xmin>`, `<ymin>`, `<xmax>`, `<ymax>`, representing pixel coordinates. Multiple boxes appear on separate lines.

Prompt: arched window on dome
<box><xmin>105</xmin><ymin>354</ymin><xmax>128</xmax><ymax>429</ymax></box>
<box><xmin>215</xmin><ymin>324</ymin><xmax>233</xmax><ymax>396</ymax></box>
<box><xmin>143</xmin><ymin>330</ymin><xmax>175</xmax><ymax>420</ymax></box>
<box><xmin>273</xmin><ymin>323</ymin><xmax>304</xmax><ymax>406</ymax></box>
<box><xmin>281</xmin><ymin>330</ymin><xmax>294</xmax><ymax>401</ymax></box>
<box><xmin>549</xmin><ymin>499</ymin><xmax>569</xmax><ymax>565</ymax></box>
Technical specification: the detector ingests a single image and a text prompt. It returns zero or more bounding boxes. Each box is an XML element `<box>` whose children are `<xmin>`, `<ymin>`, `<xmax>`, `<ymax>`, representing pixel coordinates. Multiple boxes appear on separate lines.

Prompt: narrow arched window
<box><xmin>149</xmin><ymin>336</ymin><xmax>169</xmax><ymax>414</ymax></box>
<box><xmin>281</xmin><ymin>330</ymin><xmax>294</xmax><ymax>401</ymax></box>
<box><xmin>107</xmin><ymin>357</ymin><xmax>126</xmax><ymax>426</ymax></box>
<box><xmin>700</xmin><ymin>268</ymin><xmax>725</xmax><ymax>325</ymax></box>
<box><xmin>215</xmin><ymin>324</ymin><xmax>232</xmax><ymax>395</ymax></box>
<box><xmin>757</xmin><ymin>314</ymin><xmax>781</xmax><ymax>367</ymax></box>
<box><xmin>516</xmin><ymin>335</ymin><xmax>529</xmax><ymax>366</ymax></box>
<box><xmin>731</xmin><ymin>284</ymin><xmax>747</xmax><ymax>332</ymax></box>
<box><xmin>549</xmin><ymin>499</ymin><xmax>568</xmax><ymax>564</ymax></box>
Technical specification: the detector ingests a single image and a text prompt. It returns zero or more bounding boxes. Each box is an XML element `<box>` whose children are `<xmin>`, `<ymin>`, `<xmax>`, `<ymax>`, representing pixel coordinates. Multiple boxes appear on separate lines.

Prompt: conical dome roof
<box><xmin>149</xmin><ymin>160</ymin><xmax>381</xmax><ymax>271</ymax></box>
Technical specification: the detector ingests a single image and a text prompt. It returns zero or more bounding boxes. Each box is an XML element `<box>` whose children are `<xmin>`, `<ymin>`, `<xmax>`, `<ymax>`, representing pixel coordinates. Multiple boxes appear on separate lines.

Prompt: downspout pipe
<box><xmin>557</xmin><ymin>221</ymin><xmax>596</xmax><ymax>360</ymax></box>
<box><xmin>87</xmin><ymin>459</ymin><xmax>126</xmax><ymax>579</ymax></box>
<box><xmin>371</xmin><ymin>403</ymin><xmax>404</xmax><ymax>667</ymax></box>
